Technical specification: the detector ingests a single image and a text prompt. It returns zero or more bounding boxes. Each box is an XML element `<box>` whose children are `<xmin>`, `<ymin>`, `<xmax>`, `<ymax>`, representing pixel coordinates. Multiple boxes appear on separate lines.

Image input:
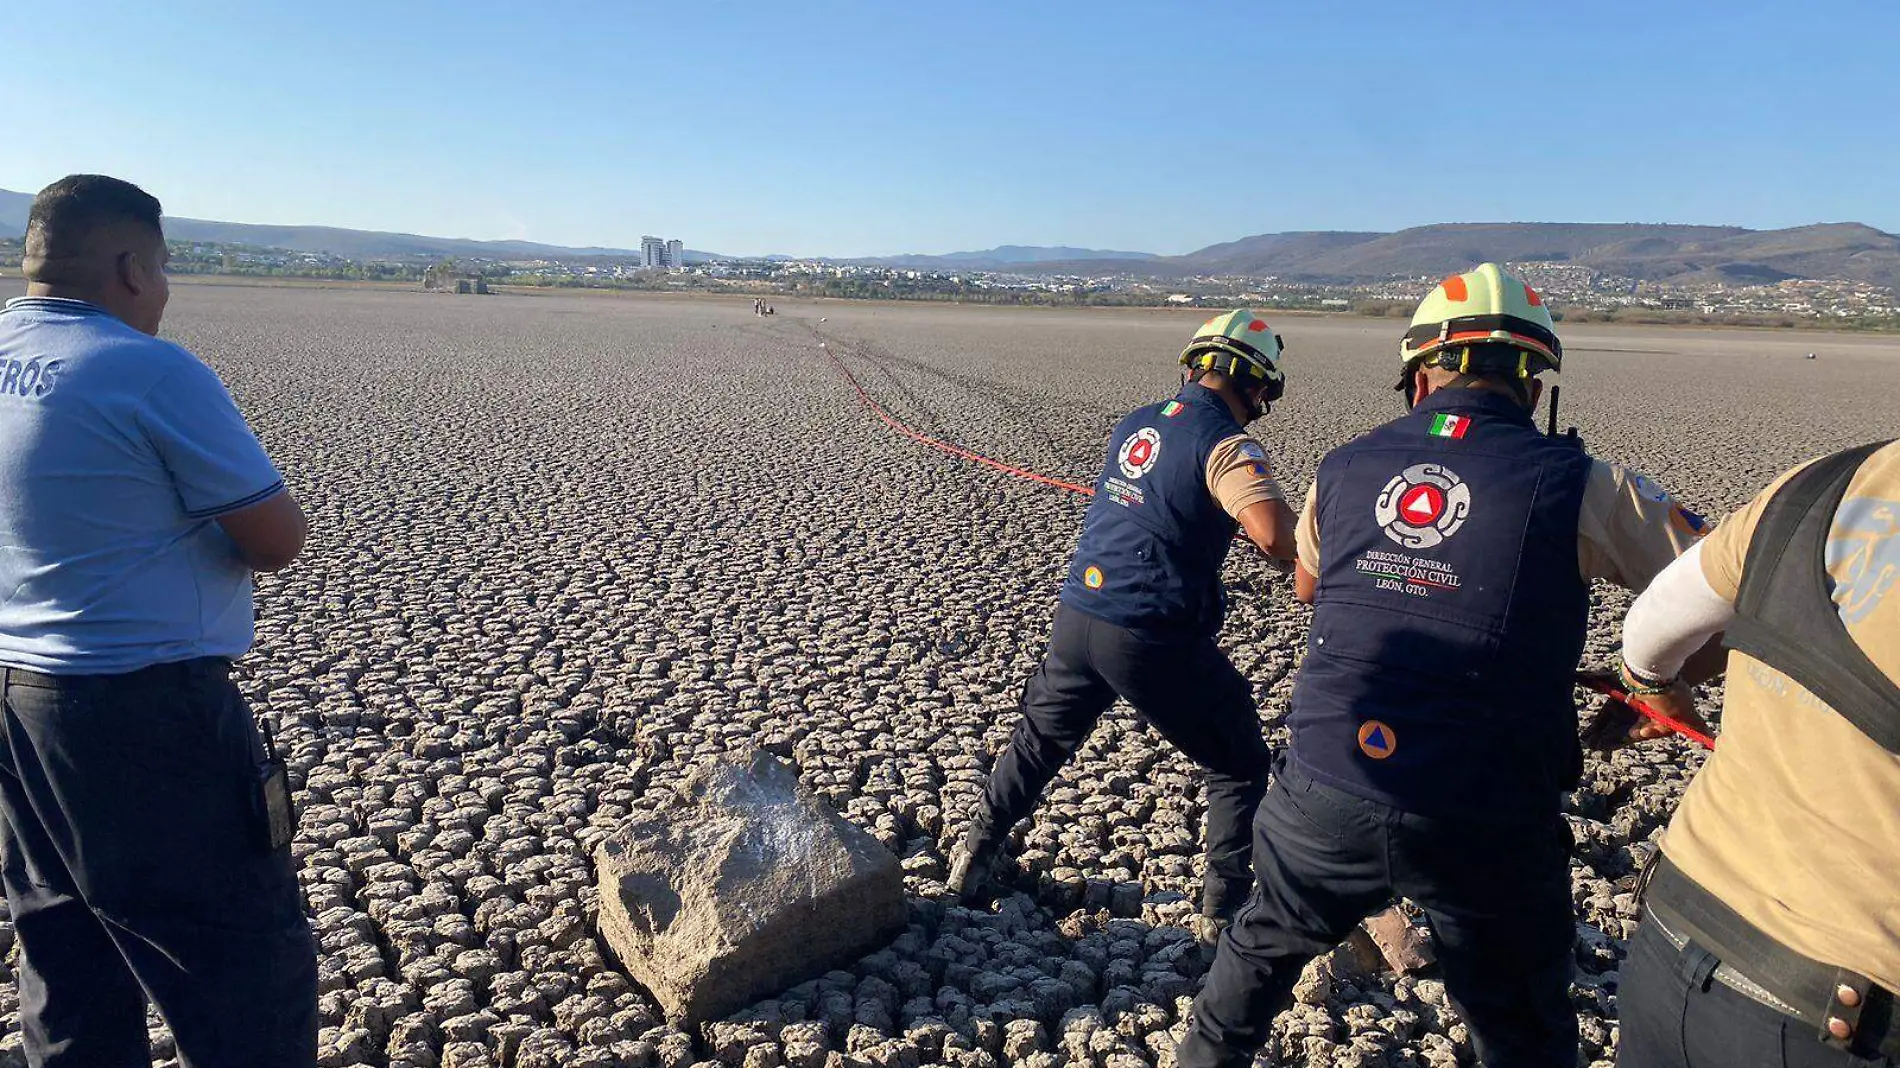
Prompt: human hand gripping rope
<box><xmin>1577</xmin><ymin>671</ymin><xmax>1717</xmax><ymax>750</ymax></box>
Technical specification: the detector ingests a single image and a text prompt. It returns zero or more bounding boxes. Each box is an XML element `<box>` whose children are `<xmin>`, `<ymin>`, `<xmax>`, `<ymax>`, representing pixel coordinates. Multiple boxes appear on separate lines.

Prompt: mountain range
<box><xmin>5</xmin><ymin>188</ymin><xmax>1897</xmax><ymax>290</ymax></box>
<box><xmin>0</xmin><ymin>189</ymin><xmax>718</xmax><ymax>263</ymax></box>
<box><xmin>866</xmin><ymin>223</ymin><xmax>1900</xmax><ymax>292</ymax></box>
<box><xmin>1101</xmin><ymin>222</ymin><xmax>1900</xmax><ymax>291</ymax></box>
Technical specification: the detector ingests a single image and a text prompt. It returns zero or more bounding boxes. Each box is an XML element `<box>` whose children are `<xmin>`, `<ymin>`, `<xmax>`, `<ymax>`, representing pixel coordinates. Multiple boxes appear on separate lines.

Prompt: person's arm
<box><xmin>139</xmin><ymin>356</ymin><xmax>307</xmax><ymax>572</ymax></box>
<box><xmin>217</xmin><ymin>492</ymin><xmax>309</xmax><ymax>572</ymax></box>
<box><xmin>1205</xmin><ymin>434</ymin><xmax>1292</xmax><ymax>559</ymax></box>
<box><xmin>1615</xmin><ymin>540</ymin><xmax>1733</xmax><ymax>740</ymax></box>
<box><xmin>1576</xmin><ymin>461</ymin><xmax>1707</xmax><ymax>593</ymax></box>
<box><xmin>1623</xmin><ymin>541</ymin><xmax>1735</xmax><ymax>680</ymax></box>
<box><xmin>1294</xmin><ymin>564</ymin><xmax>1319</xmax><ymax>604</ymax></box>
<box><xmin>1293</xmin><ymin>482</ymin><xmax>1321</xmax><ymax>604</ymax></box>
<box><xmin>1610</xmin><ymin>464</ymin><xmax>1803</xmax><ymax>744</ymax></box>
<box><xmin>1236</xmin><ymin>498</ymin><xmax>1296</xmax><ymax>560</ymax></box>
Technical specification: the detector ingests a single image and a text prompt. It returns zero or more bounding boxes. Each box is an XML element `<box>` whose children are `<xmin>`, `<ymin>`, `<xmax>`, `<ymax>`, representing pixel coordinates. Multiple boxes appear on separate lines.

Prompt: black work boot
<box><xmin>1197</xmin><ymin>877</ymin><xmax>1250</xmax><ymax>947</ymax></box>
<box><xmin>946</xmin><ymin>810</ymin><xmax>1007</xmax><ymax>906</ymax></box>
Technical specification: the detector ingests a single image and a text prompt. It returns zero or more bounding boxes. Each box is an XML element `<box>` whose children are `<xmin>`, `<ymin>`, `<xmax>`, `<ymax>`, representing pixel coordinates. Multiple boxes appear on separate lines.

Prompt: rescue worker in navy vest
<box><xmin>948</xmin><ymin>310</ymin><xmax>1298</xmax><ymax>940</ymax></box>
<box><xmin>1177</xmin><ymin>265</ymin><xmax>1705</xmax><ymax>1068</ymax></box>
<box><xmin>1613</xmin><ymin>442</ymin><xmax>1900</xmax><ymax>1066</ymax></box>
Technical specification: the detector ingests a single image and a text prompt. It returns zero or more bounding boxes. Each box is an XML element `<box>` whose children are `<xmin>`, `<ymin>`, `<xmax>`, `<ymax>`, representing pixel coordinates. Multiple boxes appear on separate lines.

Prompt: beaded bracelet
<box><xmin>1618</xmin><ymin>657</ymin><xmax>1678</xmax><ymax>697</ymax></box>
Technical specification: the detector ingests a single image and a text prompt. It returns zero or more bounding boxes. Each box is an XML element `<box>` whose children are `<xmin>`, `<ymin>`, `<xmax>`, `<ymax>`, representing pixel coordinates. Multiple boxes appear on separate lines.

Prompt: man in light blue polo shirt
<box><xmin>0</xmin><ymin>175</ymin><xmax>315</xmax><ymax>1067</ymax></box>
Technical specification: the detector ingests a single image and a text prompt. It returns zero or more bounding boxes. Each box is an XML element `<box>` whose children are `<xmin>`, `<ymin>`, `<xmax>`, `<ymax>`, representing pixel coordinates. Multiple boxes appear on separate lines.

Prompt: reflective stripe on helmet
<box><xmin>1402</xmin><ymin>313</ymin><xmax>1561</xmax><ymax>360</ymax></box>
<box><xmin>1185</xmin><ymin>334</ymin><xmax>1277</xmax><ymax>376</ymax></box>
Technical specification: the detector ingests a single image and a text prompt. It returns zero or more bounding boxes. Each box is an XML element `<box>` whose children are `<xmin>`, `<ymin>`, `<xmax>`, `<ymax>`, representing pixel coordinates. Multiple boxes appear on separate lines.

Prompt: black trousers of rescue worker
<box><xmin>1620</xmin><ymin>914</ymin><xmax>1898</xmax><ymax>1067</ymax></box>
<box><xmin>975</xmin><ymin>603</ymin><xmax>1273</xmax><ymax>918</ymax></box>
<box><xmin>1177</xmin><ymin>756</ymin><xmax>1578</xmax><ymax>1068</ymax></box>
<box><xmin>0</xmin><ymin>659</ymin><xmax>317</xmax><ymax>1068</ymax></box>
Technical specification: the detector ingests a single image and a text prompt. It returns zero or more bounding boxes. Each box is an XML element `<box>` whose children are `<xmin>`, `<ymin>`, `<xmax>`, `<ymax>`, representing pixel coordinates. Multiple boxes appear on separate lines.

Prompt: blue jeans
<box><xmin>1178</xmin><ymin>756</ymin><xmax>1578</xmax><ymax>1068</ymax></box>
<box><xmin>0</xmin><ymin>659</ymin><xmax>316</xmax><ymax>1068</ymax></box>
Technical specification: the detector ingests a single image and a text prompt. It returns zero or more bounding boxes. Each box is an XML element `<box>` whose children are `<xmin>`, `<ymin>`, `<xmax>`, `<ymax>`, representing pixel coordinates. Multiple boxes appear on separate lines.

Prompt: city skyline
<box><xmin>7</xmin><ymin>2</ymin><xmax>1897</xmax><ymax>258</ymax></box>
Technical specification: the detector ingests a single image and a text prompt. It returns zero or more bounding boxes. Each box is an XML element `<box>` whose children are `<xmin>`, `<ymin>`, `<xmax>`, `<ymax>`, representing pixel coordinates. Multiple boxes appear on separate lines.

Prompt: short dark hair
<box><xmin>25</xmin><ymin>175</ymin><xmax>164</xmax><ymax>274</ymax></box>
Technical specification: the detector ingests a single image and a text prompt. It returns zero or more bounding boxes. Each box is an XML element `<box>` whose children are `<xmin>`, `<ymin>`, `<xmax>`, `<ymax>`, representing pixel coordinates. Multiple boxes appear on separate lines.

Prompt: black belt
<box><xmin>1</xmin><ymin>664</ymin><xmax>65</xmax><ymax>689</ymax></box>
<box><xmin>1</xmin><ymin>657</ymin><xmax>231</xmax><ymax>691</ymax></box>
<box><xmin>1646</xmin><ymin>854</ymin><xmax>1898</xmax><ymax>1058</ymax></box>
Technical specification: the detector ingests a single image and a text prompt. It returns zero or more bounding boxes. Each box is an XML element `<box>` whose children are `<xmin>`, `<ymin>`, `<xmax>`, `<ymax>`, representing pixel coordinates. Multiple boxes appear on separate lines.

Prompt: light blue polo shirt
<box><xmin>0</xmin><ymin>297</ymin><xmax>285</xmax><ymax>673</ymax></box>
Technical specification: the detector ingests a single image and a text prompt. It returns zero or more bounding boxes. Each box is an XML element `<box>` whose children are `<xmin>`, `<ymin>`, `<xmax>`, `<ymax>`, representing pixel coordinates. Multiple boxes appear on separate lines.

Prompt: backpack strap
<box><xmin>1724</xmin><ymin>441</ymin><xmax>1900</xmax><ymax>754</ymax></box>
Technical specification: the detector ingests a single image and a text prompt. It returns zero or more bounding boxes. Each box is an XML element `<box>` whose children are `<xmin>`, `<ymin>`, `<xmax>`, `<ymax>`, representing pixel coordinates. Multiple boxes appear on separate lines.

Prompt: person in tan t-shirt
<box><xmin>1615</xmin><ymin>441</ymin><xmax>1900</xmax><ymax>1067</ymax></box>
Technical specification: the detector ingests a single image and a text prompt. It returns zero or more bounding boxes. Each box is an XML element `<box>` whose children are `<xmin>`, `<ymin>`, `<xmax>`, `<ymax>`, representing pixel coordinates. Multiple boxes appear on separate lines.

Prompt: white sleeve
<box><xmin>1621</xmin><ymin>540</ymin><xmax>1737</xmax><ymax>681</ymax></box>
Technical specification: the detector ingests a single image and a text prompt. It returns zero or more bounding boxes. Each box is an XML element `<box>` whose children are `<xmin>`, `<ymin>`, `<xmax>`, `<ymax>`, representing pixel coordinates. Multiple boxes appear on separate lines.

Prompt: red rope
<box><xmin>1577</xmin><ymin>676</ymin><xmax>1718</xmax><ymax>749</ymax></box>
<box><xmin>819</xmin><ymin>341</ymin><xmax>1097</xmax><ymax>497</ymax></box>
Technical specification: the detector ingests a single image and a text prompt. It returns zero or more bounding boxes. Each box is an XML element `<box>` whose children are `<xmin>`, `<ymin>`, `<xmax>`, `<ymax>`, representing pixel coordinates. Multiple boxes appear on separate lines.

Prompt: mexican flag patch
<box><xmin>1162</xmin><ymin>401</ymin><xmax>1184</xmax><ymax>417</ymax></box>
<box><xmin>1429</xmin><ymin>413</ymin><xmax>1471</xmax><ymax>439</ymax></box>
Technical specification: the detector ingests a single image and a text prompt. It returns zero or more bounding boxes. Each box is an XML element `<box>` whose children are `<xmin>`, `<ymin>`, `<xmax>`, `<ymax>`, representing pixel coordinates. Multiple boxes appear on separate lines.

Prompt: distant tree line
<box><xmin>165</xmin><ymin>242</ymin><xmax>425</xmax><ymax>282</ymax></box>
<box><xmin>76</xmin><ymin>237</ymin><xmax>1893</xmax><ymax>333</ymax></box>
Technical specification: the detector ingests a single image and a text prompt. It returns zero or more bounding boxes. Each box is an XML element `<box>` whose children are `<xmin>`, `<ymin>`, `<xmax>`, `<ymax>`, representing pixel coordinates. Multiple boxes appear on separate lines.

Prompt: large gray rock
<box><xmin>593</xmin><ymin>750</ymin><xmax>906</xmax><ymax>1024</ymax></box>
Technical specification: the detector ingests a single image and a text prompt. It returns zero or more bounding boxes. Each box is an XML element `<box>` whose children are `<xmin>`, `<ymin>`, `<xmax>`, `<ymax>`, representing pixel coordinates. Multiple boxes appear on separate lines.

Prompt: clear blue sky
<box><xmin>7</xmin><ymin>1</ymin><xmax>1897</xmax><ymax>257</ymax></box>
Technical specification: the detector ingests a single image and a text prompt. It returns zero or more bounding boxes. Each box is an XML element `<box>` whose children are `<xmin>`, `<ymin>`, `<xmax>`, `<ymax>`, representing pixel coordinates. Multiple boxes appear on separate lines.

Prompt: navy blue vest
<box><xmin>1060</xmin><ymin>384</ymin><xmax>1242</xmax><ymax>635</ymax></box>
<box><xmin>1289</xmin><ymin>389</ymin><xmax>1594</xmax><ymax>818</ymax></box>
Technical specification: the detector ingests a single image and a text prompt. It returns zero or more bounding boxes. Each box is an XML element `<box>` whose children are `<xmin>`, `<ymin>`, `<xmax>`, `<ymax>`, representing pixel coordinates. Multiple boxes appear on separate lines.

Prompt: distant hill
<box><xmin>0</xmin><ymin>188</ymin><xmax>719</xmax><ymax>262</ymax></box>
<box><xmin>5</xmin><ymin>187</ymin><xmax>1895</xmax><ymax>290</ymax></box>
<box><xmin>1018</xmin><ymin>221</ymin><xmax>1900</xmax><ymax>292</ymax></box>
<box><xmin>158</xmin><ymin>220</ymin><xmax>657</xmax><ymax>262</ymax></box>
<box><xmin>847</xmin><ymin>245</ymin><xmax>1159</xmax><ymax>270</ymax></box>
<box><xmin>1185</xmin><ymin>223</ymin><xmax>1751</xmax><ymax>278</ymax></box>
<box><xmin>0</xmin><ymin>191</ymin><xmax>23</xmax><ymax>238</ymax></box>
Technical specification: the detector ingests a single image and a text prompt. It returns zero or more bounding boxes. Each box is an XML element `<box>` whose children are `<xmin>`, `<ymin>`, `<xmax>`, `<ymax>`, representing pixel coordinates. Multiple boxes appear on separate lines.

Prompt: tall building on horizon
<box><xmin>665</xmin><ymin>239</ymin><xmax>684</xmax><ymax>269</ymax></box>
<box><xmin>641</xmin><ymin>236</ymin><xmax>665</xmax><ymax>268</ymax></box>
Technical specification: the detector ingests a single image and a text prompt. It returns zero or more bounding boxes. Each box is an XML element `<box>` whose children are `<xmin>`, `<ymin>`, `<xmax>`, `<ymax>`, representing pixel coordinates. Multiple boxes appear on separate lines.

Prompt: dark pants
<box><xmin>978</xmin><ymin>604</ymin><xmax>1272</xmax><ymax>917</ymax></box>
<box><xmin>1620</xmin><ymin>915</ymin><xmax>1897</xmax><ymax>1068</ymax></box>
<box><xmin>0</xmin><ymin>659</ymin><xmax>317</xmax><ymax>1068</ymax></box>
<box><xmin>1178</xmin><ymin>757</ymin><xmax>1578</xmax><ymax>1068</ymax></box>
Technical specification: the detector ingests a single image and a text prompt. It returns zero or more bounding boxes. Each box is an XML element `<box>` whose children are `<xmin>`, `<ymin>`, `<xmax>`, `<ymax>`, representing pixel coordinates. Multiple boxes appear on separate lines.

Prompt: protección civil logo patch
<box><xmin>1117</xmin><ymin>428</ymin><xmax>1162</xmax><ymax>480</ymax></box>
<box><xmin>1375</xmin><ymin>463</ymin><xmax>1472</xmax><ymax>550</ymax></box>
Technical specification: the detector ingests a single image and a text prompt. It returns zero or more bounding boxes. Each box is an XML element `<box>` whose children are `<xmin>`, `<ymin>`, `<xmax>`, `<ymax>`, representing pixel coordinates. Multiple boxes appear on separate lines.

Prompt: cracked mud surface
<box><xmin>1</xmin><ymin>281</ymin><xmax>1894</xmax><ymax>1067</ymax></box>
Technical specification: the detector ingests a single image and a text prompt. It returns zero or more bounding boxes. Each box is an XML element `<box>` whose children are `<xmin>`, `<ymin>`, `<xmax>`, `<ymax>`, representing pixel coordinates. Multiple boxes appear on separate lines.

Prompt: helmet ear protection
<box><xmin>1424</xmin><ymin>342</ymin><xmax>1556</xmax><ymax>380</ymax></box>
<box><xmin>1397</xmin><ymin>343</ymin><xmax>1553</xmax><ymax>407</ymax></box>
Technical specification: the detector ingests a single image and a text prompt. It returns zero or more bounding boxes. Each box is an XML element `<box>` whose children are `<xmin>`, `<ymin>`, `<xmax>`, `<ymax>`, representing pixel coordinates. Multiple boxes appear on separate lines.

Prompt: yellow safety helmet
<box><xmin>1399</xmin><ymin>263</ymin><xmax>1562</xmax><ymax>378</ymax></box>
<box><xmin>1181</xmin><ymin>309</ymin><xmax>1287</xmax><ymax>402</ymax></box>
